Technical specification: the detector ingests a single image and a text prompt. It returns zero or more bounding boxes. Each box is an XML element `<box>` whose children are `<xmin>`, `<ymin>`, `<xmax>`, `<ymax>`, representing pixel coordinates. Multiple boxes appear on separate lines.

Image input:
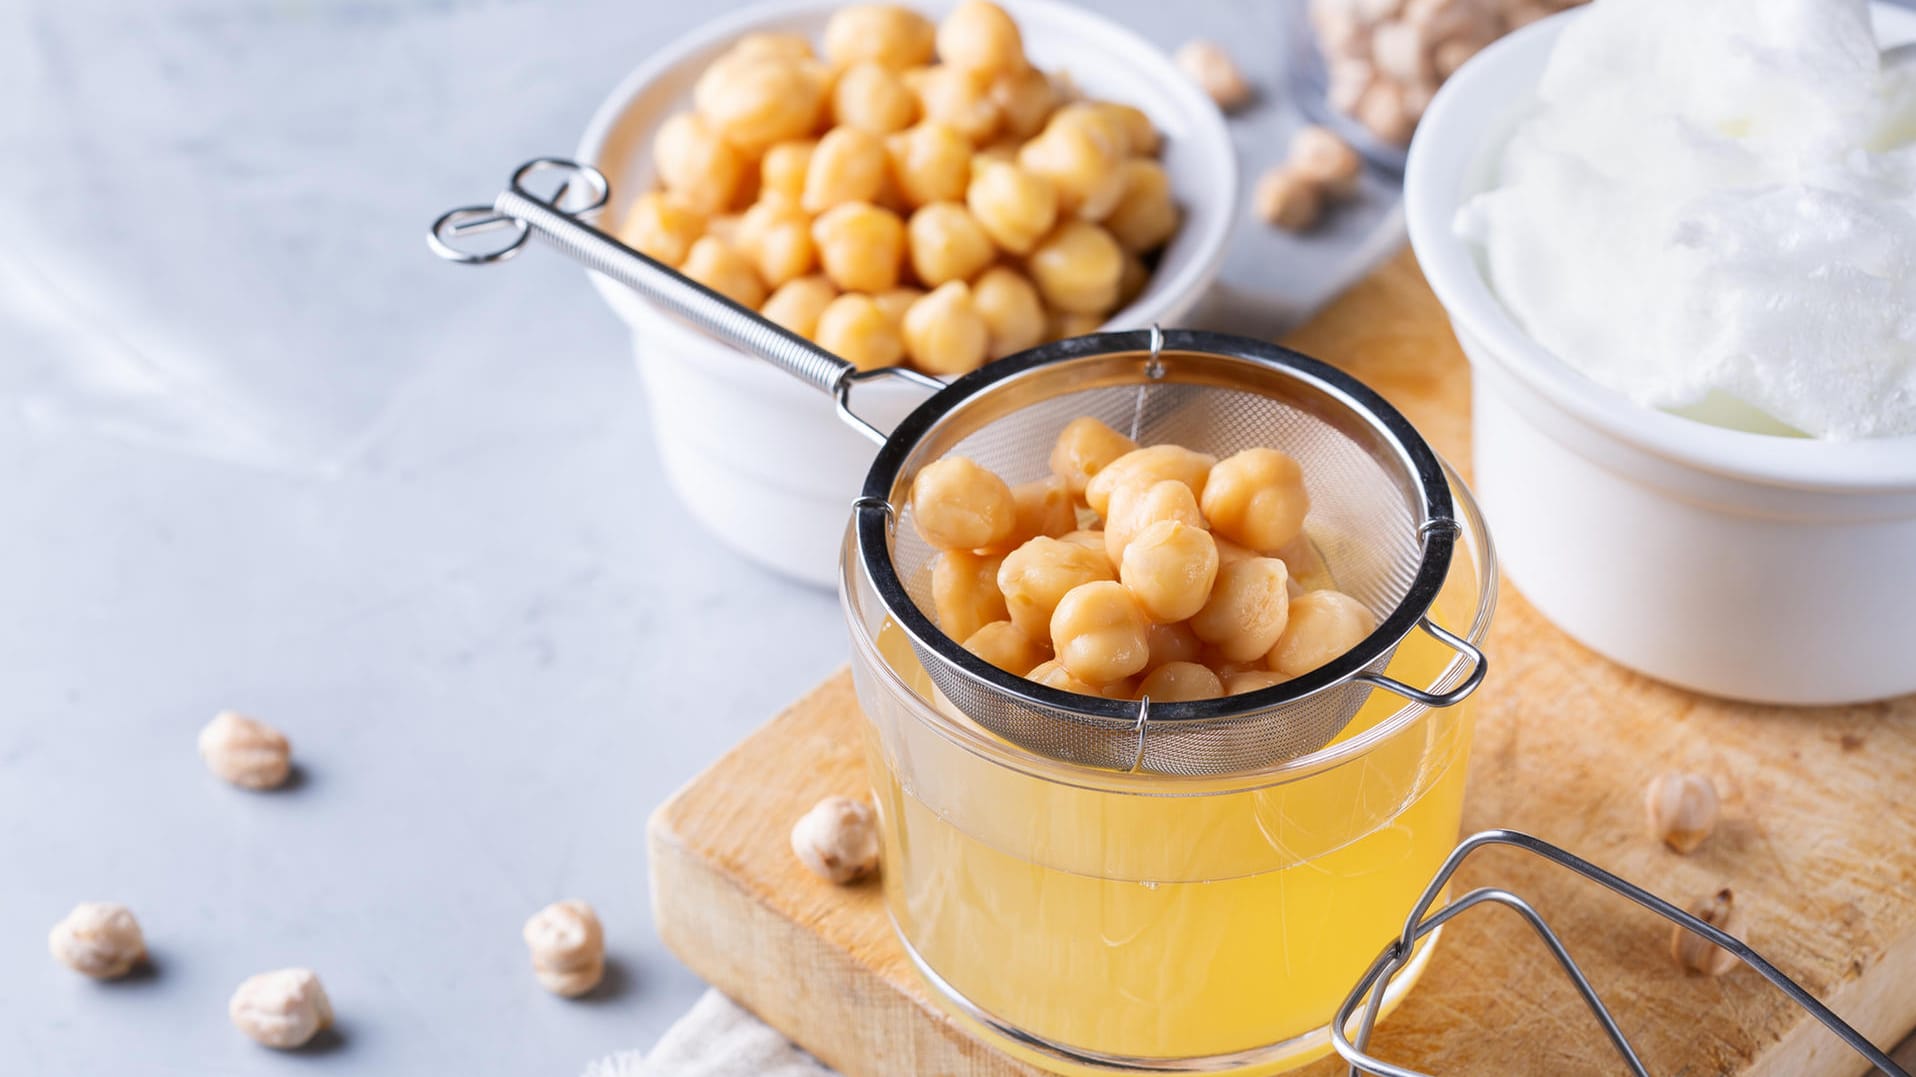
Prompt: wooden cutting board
<box><xmin>648</xmin><ymin>249</ymin><xmax>1916</xmax><ymax>1077</ymax></box>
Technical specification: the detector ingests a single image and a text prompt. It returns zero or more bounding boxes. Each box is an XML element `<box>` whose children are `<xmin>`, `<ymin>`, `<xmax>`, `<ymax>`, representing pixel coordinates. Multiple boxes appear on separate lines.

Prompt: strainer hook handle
<box><xmin>1352</xmin><ymin>617</ymin><xmax>1485</xmax><ymax>708</ymax></box>
<box><xmin>430</xmin><ymin>158</ymin><xmax>942</xmax><ymax>445</ymax></box>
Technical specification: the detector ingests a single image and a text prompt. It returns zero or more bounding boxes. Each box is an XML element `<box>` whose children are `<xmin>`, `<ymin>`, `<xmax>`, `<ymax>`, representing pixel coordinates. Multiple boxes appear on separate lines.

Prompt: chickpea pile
<box><xmin>912</xmin><ymin>417</ymin><xmax>1379</xmax><ymax>703</ymax></box>
<box><xmin>621</xmin><ymin>2</ymin><xmax>1183</xmax><ymax>377</ymax></box>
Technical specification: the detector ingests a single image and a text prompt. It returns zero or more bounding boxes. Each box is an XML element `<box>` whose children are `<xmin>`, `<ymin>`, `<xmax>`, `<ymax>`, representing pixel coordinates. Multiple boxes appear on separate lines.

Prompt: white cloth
<box><xmin>585</xmin><ymin>990</ymin><xmax>834</xmax><ymax>1077</ymax></box>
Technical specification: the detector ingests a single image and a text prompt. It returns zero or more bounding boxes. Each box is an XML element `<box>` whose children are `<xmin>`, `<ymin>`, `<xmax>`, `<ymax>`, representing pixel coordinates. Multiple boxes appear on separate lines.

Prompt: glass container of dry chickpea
<box><xmin>845</xmin><ymin>406</ymin><xmax>1496</xmax><ymax>1073</ymax></box>
<box><xmin>576</xmin><ymin>1</ymin><xmax>1236</xmax><ymax>585</ymax></box>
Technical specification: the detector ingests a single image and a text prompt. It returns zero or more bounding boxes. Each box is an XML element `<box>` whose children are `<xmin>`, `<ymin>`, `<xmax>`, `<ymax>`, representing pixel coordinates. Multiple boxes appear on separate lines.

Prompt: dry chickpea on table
<box><xmin>618</xmin><ymin>2</ymin><xmax>1183</xmax><ymax>378</ymax></box>
<box><xmin>911</xmin><ymin>417</ymin><xmax>1379</xmax><ymax>702</ymax></box>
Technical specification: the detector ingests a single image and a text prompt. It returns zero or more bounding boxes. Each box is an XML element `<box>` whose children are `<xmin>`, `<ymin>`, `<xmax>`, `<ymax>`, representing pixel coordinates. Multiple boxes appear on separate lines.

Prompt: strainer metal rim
<box><xmin>854</xmin><ymin>328</ymin><xmax>1458</xmax><ymax>726</ymax></box>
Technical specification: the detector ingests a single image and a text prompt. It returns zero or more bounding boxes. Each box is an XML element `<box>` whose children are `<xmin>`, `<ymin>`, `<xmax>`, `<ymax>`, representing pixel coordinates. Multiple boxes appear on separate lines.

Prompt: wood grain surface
<box><xmin>649</xmin><ymin>249</ymin><xmax>1916</xmax><ymax>1076</ymax></box>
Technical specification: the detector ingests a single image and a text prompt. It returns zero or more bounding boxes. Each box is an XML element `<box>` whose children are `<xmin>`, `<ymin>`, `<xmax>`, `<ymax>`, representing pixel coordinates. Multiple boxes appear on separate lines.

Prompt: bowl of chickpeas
<box><xmin>576</xmin><ymin>0</ymin><xmax>1237</xmax><ymax>586</ymax></box>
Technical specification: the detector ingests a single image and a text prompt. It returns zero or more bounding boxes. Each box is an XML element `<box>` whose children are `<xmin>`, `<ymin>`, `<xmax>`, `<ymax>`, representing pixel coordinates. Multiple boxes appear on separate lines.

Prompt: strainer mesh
<box><xmin>880</xmin><ymin>352</ymin><xmax>1434</xmax><ymax>777</ymax></box>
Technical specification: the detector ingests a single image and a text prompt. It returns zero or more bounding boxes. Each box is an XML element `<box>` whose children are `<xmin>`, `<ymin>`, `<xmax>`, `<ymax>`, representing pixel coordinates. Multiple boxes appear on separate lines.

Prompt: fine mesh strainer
<box><xmin>432</xmin><ymin>158</ymin><xmax>1485</xmax><ymax>775</ymax></box>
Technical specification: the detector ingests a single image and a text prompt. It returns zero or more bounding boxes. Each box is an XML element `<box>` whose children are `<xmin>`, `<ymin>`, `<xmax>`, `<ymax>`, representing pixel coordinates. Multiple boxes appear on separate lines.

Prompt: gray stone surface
<box><xmin>0</xmin><ymin>1</ymin><xmax>1404</xmax><ymax>1074</ymax></box>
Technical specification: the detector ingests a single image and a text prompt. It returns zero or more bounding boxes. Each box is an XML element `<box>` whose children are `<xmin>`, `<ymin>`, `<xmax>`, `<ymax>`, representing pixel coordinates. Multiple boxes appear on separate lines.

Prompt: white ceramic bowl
<box><xmin>576</xmin><ymin>0</ymin><xmax>1237</xmax><ymax>587</ymax></box>
<box><xmin>1405</xmin><ymin>4</ymin><xmax>1916</xmax><ymax>706</ymax></box>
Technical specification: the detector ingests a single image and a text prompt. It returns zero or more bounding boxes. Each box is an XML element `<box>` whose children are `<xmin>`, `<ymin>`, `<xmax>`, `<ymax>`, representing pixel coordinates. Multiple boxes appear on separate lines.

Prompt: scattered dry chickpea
<box><xmin>911</xmin><ymin>455</ymin><xmax>1018</xmax><ymax>551</ymax></box>
<box><xmin>1671</xmin><ymin>888</ymin><xmax>1743</xmax><ymax>977</ymax></box>
<box><xmin>48</xmin><ymin>902</ymin><xmax>145</xmax><ymax>980</ymax></box>
<box><xmin>523</xmin><ymin>900</ymin><xmax>606</xmax><ymax>997</ymax></box>
<box><xmin>791</xmin><ymin>795</ymin><xmax>882</xmax><ymax>884</ymax></box>
<box><xmin>1645</xmin><ymin>772</ymin><xmax>1720</xmax><ymax>854</ymax></box>
<box><xmin>229</xmin><ymin>968</ymin><xmax>333</xmax><ymax>1049</ymax></box>
<box><xmin>198</xmin><ymin>710</ymin><xmax>292</xmax><ymax>790</ymax></box>
<box><xmin>1288</xmin><ymin>125</ymin><xmax>1364</xmax><ymax>201</ymax></box>
<box><xmin>1175</xmin><ymin>40</ymin><xmax>1252</xmax><ymax>111</ymax></box>
<box><xmin>1254</xmin><ymin>166</ymin><xmax>1325</xmax><ymax>233</ymax></box>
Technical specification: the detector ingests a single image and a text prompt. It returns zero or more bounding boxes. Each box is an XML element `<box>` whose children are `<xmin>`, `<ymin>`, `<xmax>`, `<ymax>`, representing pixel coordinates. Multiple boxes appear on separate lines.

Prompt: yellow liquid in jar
<box><xmin>866</xmin><ymin>622</ymin><xmax>1472</xmax><ymax>1071</ymax></box>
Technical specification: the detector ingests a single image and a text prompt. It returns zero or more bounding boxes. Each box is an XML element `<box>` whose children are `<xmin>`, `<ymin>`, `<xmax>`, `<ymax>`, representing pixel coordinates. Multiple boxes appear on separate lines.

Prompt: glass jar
<box><xmin>841</xmin><ymin>466</ymin><xmax>1495</xmax><ymax>1075</ymax></box>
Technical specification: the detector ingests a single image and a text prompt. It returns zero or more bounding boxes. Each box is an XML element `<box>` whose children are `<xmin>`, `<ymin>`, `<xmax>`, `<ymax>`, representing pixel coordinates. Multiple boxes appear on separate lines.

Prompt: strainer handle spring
<box><xmin>1354</xmin><ymin>617</ymin><xmax>1486</xmax><ymax>709</ymax></box>
<box><xmin>428</xmin><ymin>158</ymin><xmax>943</xmax><ymax>446</ymax></box>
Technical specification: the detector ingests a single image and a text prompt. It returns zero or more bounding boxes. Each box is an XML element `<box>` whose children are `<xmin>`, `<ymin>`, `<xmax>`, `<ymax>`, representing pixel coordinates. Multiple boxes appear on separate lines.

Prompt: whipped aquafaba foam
<box><xmin>1459</xmin><ymin>0</ymin><xmax>1916</xmax><ymax>439</ymax></box>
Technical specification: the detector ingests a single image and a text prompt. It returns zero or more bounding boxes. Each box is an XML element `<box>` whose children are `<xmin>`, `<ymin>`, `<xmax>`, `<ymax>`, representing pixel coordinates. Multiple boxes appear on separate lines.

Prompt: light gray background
<box><xmin>0</xmin><ymin>1</ymin><xmax>1407</xmax><ymax>1074</ymax></box>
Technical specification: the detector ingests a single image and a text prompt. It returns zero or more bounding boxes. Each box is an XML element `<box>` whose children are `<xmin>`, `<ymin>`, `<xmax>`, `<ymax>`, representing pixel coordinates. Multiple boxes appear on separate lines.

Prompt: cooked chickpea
<box><xmin>761</xmin><ymin>139</ymin><xmax>817</xmax><ymax>201</ymax></box>
<box><xmin>1213</xmin><ymin>534</ymin><xmax>1257</xmax><ymax>565</ymax></box>
<box><xmin>1084</xmin><ymin>444</ymin><xmax>1215</xmax><ymax>517</ymax></box>
<box><xmin>1047</xmin><ymin>309</ymin><xmax>1105</xmax><ymax>339</ymax></box>
<box><xmin>972</xmin><ymin>265</ymin><xmax>1046</xmax><ymax>358</ymax></box>
<box><xmin>1144</xmin><ymin>619</ymin><xmax>1204</xmax><ymax>669</ymax></box>
<box><xmin>1224</xmin><ymin>669</ymin><xmax>1288</xmax><ymax>695</ymax></box>
<box><xmin>815</xmin><ymin>293</ymin><xmax>904</xmax><ymax>370</ymax></box>
<box><xmin>1120</xmin><ymin>520</ymin><xmax>1220</xmax><ymax>623</ymax></box>
<box><xmin>931</xmin><ymin>549</ymin><xmax>1009</xmax><ymax>642</ymax></box>
<box><xmin>1104</xmin><ymin>159</ymin><xmax>1180</xmax><ymax>254</ymax></box>
<box><xmin>1018</xmin><ymin>106</ymin><xmax>1127</xmax><ymax>219</ymax></box>
<box><xmin>1201</xmin><ymin>447</ymin><xmax>1312</xmax><ymax>553</ymax></box>
<box><xmin>727</xmin><ymin>32</ymin><xmax>815</xmax><ymax>64</ymax></box>
<box><xmin>1189</xmin><ymin>556</ymin><xmax>1292</xmax><ymax>663</ymax></box>
<box><xmin>804</xmin><ymin>126</ymin><xmax>888</xmax><ymax>213</ymax></box>
<box><xmin>824</xmin><ymin>4</ymin><xmax>936</xmax><ymax>70</ymax></box>
<box><xmin>1269</xmin><ymin>590</ymin><xmax>1376</xmax><ymax>677</ymax></box>
<box><xmin>1049</xmin><ymin>580</ymin><xmax>1151</xmax><ymax>685</ymax></box>
<box><xmin>989</xmin><ymin>66</ymin><xmax>1059</xmax><ymax>140</ymax></box>
<box><xmin>705</xmin><ymin>212</ymin><xmax>743</xmax><ymax>245</ymax></box>
<box><xmin>813</xmin><ymin>201</ymin><xmax>906</xmax><ymax>292</ymax></box>
<box><xmin>902</xmin><ymin>281</ymin><xmax>990</xmax><ymax>376</ymax></box>
<box><xmin>1049</xmin><ymin>416</ymin><xmax>1137</xmax><ymax>499</ymax></box>
<box><xmin>997</xmin><ymin>536</ymin><xmax>1114</xmax><ymax>640</ymax></box>
<box><xmin>966</xmin><ymin>159</ymin><xmax>1057</xmax><ymax>255</ymax></box>
<box><xmin>873</xmin><ymin>286</ymin><xmax>923</xmax><ymax>327</ymax></box>
<box><xmin>1059</xmin><ymin>529</ymin><xmax>1107</xmax><ymax>555</ymax></box>
<box><xmin>907</xmin><ymin>202</ymin><xmax>996</xmax><ymax>286</ymax></box>
<box><xmin>937</xmin><ymin>1</ymin><xmax>1024</xmax><ymax>75</ymax></box>
<box><xmin>832</xmin><ymin>61</ymin><xmax>918</xmax><ymax>134</ymax></box>
<box><xmin>760</xmin><ymin>274</ymin><xmax>837</xmax><ymax>337</ymax></box>
<box><xmin>1027</xmin><ymin>658</ymin><xmax>1102</xmax><ymax>695</ymax></box>
<box><xmin>886</xmin><ymin>122</ymin><xmax>973</xmax><ymax>207</ymax></box>
<box><xmin>653</xmin><ymin>112</ymin><xmax>746</xmax><ymax>213</ymax></box>
<box><xmin>1103</xmin><ymin>478</ymin><xmax>1207</xmax><ymax>566</ymax></box>
<box><xmin>681</xmin><ymin>236</ymin><xmax>767</xmax><ymax>308</ymax></box>
<box><xmin>911</xmin><ymin>455</ymin><xmax>1017</xmax><ymax>551</ymax></box>
<box><xmin>1137</xmin><ymin>661</ymin><xmax>1223</xmax><ymax>702</ymax></box>
<box><xmin>736</xmin><ymin>198</ymin><xmax>817</xmax><ymax>286</ymax></box>
<box><xmin>964</xmin><ymin>620</ymin><xmax>1050</xmax><ymax>674</ymax></box>
<box><xmin>619</xmin><ymin>190</ymin><xmax>706</xmax><ymax>267</ymax></box>
<box><xmin>1003</xmin><ymin>475</ymin><xmax>1077</xmax><ymax>548</ymax></box>
<box><xmin>1097</xmin><ymin>102</ymin><xmax>1161</xmax><ymax>157</ymax></box>
<box><xmin>1028</xmin><ymin>220</ymin><xmax>1124</xmax><ymax>315</ymax></box>
<box><xmin>1105</xmin><ymin>261</ymin><xmax>1141</xmax><ymax>321</ymax></box>
<box><xmin>693</xmin><ymin>53</ymin><xmax>826</xmax><ymax>153</ymax></box>
<box><xmin>910</xmin><ymin>65</ymin><xmax>1001</xmax><ymax>143</ymax></box>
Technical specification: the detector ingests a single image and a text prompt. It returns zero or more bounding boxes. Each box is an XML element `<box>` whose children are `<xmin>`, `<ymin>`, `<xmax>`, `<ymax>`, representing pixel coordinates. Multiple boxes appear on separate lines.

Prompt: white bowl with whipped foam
<box><xmin>1406</xmin><ymin>0</ymin><xmax>1916</xmax><ymax>705</ymax></box>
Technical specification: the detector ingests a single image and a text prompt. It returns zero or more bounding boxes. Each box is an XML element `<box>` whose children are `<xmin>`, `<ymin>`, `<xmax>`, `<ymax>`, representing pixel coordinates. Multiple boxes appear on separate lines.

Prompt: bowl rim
<box><xmin>572</xmin><ymin>0</ymin><xmax>1240</xmax><ymax>359</ymax></box>
<box><xmin>1404</xmin><ymin>4</ymin><xmax>1916</xmax><ymax>495</ymax></box>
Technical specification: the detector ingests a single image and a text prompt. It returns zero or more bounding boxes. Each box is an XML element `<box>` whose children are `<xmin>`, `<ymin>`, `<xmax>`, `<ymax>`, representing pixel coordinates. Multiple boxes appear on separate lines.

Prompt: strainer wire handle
<box><xmin>428</xmin><ymin>158</ymin><xmax>942</xmax><ymax>446</ymax></box>
<box><xmin>1353</xmin><ymin>617</ymin><xmax>1485</xmax><ymax>708</ymax></box>
<box><xmin>1331</xmin><ymin>829</ymin><xmax>1910</xmax><ymax>1077</ymax></box>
